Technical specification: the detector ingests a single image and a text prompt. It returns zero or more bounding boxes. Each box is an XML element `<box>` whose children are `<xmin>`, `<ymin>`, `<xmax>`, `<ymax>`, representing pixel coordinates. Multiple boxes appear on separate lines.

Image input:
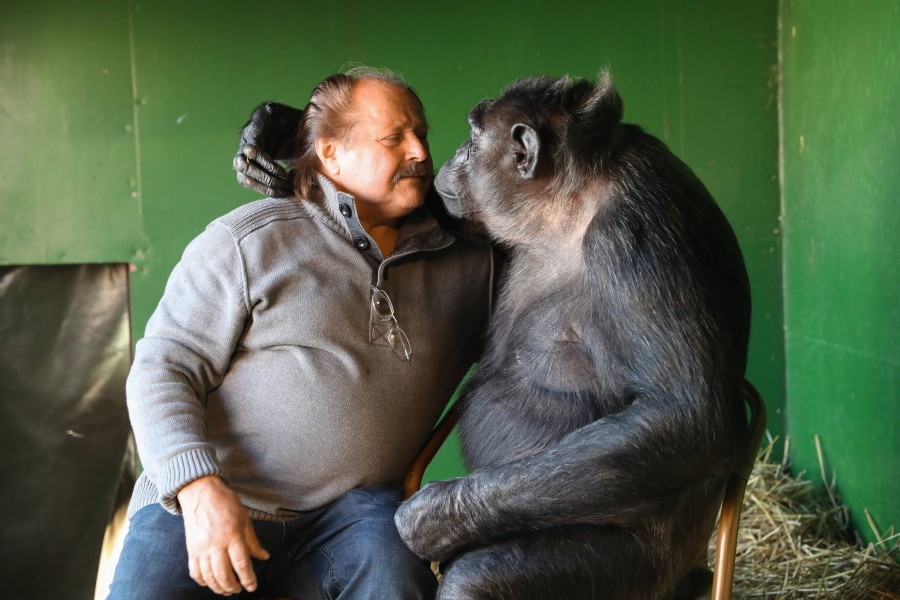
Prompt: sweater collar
<box><xmin>310</xmin><ymin>173</ymin><xmax>456</xmax><ymax>262</ymax></box>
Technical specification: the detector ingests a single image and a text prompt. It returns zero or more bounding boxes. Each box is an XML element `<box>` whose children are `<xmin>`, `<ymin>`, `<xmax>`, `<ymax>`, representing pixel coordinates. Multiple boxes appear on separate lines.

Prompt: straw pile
<box><xmin>709</xmin><ymin>436</ymin><xmax>899</xmax><ymax>599</ymax></box>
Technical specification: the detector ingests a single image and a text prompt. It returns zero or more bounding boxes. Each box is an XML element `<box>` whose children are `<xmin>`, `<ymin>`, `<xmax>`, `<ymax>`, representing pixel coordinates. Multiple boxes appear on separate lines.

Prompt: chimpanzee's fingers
<box><xmin>234</xmin><ymin>151</ymin><xmax>292</xmax><ymax>192</ymax></box>
<box><xmin>242</xmin><ymin>145</ymin><xmax>288</xmax><ymax>180</ymax></box>
<box><xmin>236</xmin><ymin>171</ymin><xmax>292</xmax><ymax>198</ymax></box>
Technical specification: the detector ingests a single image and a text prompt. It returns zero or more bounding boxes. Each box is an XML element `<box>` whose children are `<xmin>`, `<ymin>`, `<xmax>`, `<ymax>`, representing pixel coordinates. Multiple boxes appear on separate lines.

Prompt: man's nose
<box><xmin>405</xmin><ymin>134</ymin><xmax>429</xmax><ymax>162</ymax></box>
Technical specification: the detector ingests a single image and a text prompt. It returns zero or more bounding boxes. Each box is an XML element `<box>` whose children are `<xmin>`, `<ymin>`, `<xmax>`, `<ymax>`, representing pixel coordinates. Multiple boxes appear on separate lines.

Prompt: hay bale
<box><xmin>709</xmin><ymin>437</ymin><xmax>899</xmax><ymax>599</ymax></box>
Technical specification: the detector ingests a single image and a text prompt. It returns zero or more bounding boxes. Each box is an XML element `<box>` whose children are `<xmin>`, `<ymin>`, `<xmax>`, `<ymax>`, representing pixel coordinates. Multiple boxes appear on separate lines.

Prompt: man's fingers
<box><xmin>210</xmin><ymin>550</ymin><xmax>241</xmax><ymax>595</ymax></box>
<box><xmin>248</xmin><ymin>534</ymin><xmax>271</xmax><ymax>561</ymax></box>
<box><xmin>188</xmin><ymin>555</ymin><xmax>206</xmax><ymax>588</ymax></box>
<box><xmin>244</xmin><ymin>522</ymin><xmax>271</xmax><ymax>562</ymax></box>
<box><xmin>228</xmin><ymin>524</ymin><xmax>269</xmax><ymax>593</ymax></box>
<box><xmin>227</xmin><ymin>544</ymin><xmax>258</xmax><ymax>593</ymax></box>
<box><xmin>200</xmin><ymin>555</ymin><xmax>225</xmax><ymax>595</ymax></box>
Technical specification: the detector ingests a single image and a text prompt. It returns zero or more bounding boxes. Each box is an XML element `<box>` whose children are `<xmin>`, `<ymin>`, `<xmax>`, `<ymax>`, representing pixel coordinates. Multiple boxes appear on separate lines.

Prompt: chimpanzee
<box><xmin>234</xmin><ymin>71</ymin><xmax>751</xmax><ymax>600</ymax></box>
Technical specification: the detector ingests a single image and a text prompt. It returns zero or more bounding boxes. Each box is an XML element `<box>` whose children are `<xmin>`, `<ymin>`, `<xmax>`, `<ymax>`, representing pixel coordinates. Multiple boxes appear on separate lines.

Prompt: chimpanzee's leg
<box><xmin>436</xmin><ymin>525</ymin><xmax>674</xmax><ymax>600</ymax></box>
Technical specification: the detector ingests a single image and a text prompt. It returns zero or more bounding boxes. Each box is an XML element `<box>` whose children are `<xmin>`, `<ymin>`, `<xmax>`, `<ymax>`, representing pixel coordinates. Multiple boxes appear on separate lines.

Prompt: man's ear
<box><xmin>511</xmin><ymin>123</ymin><xmax>540</xmax><ymax>179</ymax></box>
<box><xmin>315</xmin><ymin>138</ymin><xmax>340</xmax><ymax>176</ymax></box>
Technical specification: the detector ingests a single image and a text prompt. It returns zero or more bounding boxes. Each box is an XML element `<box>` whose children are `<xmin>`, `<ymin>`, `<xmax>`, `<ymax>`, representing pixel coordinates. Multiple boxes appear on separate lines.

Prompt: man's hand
<box><xmin>233</xmin><ymin>102</ymin><xmax>304</xmax><ymax>198</ymax></box>
<box><xmin>177</xmin><ymin>475</ymin><xmax>270</xmax><ymax>596</ymax></box>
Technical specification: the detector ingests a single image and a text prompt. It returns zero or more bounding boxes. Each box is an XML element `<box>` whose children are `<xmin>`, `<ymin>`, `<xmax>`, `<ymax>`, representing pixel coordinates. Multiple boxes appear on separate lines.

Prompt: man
<box><xmin>108</xmin><ymin>68</ymin><xmax>493</xmax><ymax>599</ymax></box>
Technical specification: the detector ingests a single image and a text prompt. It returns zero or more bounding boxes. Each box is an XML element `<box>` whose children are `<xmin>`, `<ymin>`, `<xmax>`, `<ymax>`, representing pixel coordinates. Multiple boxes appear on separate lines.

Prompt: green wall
<box><xmin>780</xmin><ymin>0</ymin><xmax>899</xmax><ymax>546</ymax></box>
<box><xmin>0</xmin><ymin>1</ymin><xmax>141</xmax><ymax>264</ymax></box>
<box><xmin>2</xmin><ymin>1</ymin><xmax>786</xmax><ymax>515</ymax></box>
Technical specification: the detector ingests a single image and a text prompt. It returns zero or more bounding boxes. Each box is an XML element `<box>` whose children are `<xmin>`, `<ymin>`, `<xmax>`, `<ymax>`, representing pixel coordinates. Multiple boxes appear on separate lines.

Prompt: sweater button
<box><xmin>339</xmin><ymin>203</ymin><xmax>352</xmax><ymax>217</ymax></box>
<box><xmin>354</xmin><ymin>236</ymin><xmax>370</xmax><ymax>251</ymax></box>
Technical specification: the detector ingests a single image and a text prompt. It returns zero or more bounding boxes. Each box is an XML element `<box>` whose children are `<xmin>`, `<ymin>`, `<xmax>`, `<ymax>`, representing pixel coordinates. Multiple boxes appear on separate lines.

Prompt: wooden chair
<box><xmin>402</xmin><ymin>380</ymin><xmax>768</xmax><ymax>600</ymax></box>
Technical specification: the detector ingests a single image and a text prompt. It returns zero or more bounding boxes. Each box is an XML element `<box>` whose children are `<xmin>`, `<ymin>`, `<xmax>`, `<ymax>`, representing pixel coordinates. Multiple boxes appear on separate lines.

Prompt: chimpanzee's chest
<box><xmin>497</xmin><ymin>294</ymin><xmax>598</xmax><ymax>396</ymax></box>
<box><xmin>459</xmin><ymin>295</ymin><xmax>604</xmax><ymax>469</ymax></box>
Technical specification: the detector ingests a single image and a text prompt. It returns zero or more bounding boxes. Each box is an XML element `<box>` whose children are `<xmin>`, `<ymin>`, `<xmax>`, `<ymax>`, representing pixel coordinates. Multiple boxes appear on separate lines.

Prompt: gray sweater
<box><xmin>126</xmin><ymin>178</ymin><xmax>493</xmax><ymax>521</ymax></box>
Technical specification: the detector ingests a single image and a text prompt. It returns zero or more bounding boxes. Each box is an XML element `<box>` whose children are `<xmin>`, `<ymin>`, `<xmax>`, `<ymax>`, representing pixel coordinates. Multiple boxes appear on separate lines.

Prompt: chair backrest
<box><xmin>402</xmin><ymin>379</ymin><xmax>768</xmax><ymax>599</ymax></box>
<box><xmin>711</xmin><ymin>380</ymin><xmax>768</xmax><ymax>600</ymax></box>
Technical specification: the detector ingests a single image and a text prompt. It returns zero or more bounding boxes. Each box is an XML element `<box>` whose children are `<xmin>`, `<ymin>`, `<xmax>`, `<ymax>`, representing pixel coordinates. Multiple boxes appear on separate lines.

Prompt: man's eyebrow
<box><xmin>382</xmin><ymin>119</ymin><xmax>428</xmax><ymax>132</ymax></box>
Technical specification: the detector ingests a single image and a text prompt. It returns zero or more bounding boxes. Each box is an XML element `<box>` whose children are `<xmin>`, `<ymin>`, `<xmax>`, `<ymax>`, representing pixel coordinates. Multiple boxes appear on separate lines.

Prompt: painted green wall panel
<box><xmin>652</xmin><ymin>4</ymin><xmax>784</xmax><ymax>441</ymax></box>
<box><xmin>0</xmin><ymin>1</ymin><xmax>143</xmax><ymax>264</ymax></box>
<box><xmin>781</xmin><ymin>0</ymin><xmax>899</xmax><ymax>544</ymax></box>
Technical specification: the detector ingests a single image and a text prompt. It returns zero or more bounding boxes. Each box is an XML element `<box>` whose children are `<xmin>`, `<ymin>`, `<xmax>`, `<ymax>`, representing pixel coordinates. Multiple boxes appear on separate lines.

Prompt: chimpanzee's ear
<box><xmin>511</xmin><ymin>123</ymin><xmax>540</xmax><ymax>179</ymax></box>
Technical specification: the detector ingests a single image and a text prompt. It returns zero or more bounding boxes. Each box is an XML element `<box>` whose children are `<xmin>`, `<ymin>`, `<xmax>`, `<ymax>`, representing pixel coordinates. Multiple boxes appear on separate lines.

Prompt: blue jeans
<box><xmin>106</xmin><ymin>486</ymin><xmax>437</xmax><ymax>599</ymax></box>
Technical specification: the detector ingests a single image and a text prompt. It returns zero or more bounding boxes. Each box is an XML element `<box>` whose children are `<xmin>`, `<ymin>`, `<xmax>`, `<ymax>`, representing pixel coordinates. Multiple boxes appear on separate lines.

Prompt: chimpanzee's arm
<box><xmin>394</xmin><ymin>396</ymin><xmax>729</xmax><ymax>562</ymax></box>
<box><xmin>233</xmin><ymin>102</ymin><xmax>304</xmax><ymax>197</ymax></box>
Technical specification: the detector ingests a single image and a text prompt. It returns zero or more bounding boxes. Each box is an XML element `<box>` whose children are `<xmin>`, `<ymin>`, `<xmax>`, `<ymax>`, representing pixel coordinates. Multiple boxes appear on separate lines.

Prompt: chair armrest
<box><xmin>403</xmin><ymin>403</ymin><xmax>461</xmax><ymax>499</ymax></box>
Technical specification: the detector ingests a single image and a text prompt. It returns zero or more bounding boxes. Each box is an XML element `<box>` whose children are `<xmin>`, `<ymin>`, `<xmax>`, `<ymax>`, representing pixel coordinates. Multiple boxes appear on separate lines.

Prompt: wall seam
<box><xmin>776</xmin><ymin>0</ymin><xmax>790</xmax><ymax>441</ymax></box>
<box><xmin>127</xmin><ymin>1</ymin><xmax>143</xmax><ymax>228</ymax></box>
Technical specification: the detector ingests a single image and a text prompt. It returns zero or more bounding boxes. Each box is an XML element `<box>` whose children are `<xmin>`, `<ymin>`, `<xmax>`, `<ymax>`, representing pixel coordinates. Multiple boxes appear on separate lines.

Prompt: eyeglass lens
<box><xmin>371</xmin><ymin>289</ymin><xmax>394</xmax><ymax>321</ymax></box>
<box><xmin>388</xmin><ymin>326</ymin><xmax>412</xmax><ymax>362</ymax></box>
<box><xmin>371</xmin><ymin>287</ymin><xmax>412</xmax><ymax>362</ymax></box>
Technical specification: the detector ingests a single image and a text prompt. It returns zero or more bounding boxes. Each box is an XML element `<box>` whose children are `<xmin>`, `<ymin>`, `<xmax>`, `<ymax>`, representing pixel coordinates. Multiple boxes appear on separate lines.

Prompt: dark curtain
<box><xmin>0</xmin><ymin>264</ymin><xmax>134</xmax><ymax>600</ymax></box>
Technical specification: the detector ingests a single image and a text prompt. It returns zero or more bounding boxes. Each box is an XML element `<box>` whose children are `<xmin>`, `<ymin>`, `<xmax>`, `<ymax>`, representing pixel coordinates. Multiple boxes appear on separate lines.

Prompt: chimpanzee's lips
<box><xmin>433</xmin><ymin>173</ymin><xmax>467</xmax><ymax>218</ymax></box>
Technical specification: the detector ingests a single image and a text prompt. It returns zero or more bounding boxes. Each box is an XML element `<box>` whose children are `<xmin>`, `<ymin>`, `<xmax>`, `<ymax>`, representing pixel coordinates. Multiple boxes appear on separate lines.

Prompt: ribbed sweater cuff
<box><xmin>158</xmin><ymin>448</ymin><xmax>223</xmax><ymax>513</ymax></box>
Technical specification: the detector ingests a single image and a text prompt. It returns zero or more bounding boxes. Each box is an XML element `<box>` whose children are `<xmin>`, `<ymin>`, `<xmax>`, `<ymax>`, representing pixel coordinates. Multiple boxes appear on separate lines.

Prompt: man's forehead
<box><xmin>351</xmin><ymin>79</ymin><xmax>427</xmax><ymax>128</ymax></box>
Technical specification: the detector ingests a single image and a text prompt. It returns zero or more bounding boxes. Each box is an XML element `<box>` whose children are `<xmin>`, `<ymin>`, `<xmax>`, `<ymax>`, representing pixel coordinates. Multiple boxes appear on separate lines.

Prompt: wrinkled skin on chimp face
<box><xmin>434</xmin><ymin>101</ymin><xmax>496</xmax><ymax>219</ymax></box>
<box><xmin>434</xmin><ymin>99</ymin><xmax>547</xmax><ymax>245</ymax></box>
<box><xmin>433</xmin><ymin>139</ymin><xmax>475</xmax><ymax>218</ymax></box>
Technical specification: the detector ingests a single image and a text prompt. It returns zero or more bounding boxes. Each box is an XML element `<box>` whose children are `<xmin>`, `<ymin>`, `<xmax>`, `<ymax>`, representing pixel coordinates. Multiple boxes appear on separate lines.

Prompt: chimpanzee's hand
<box><xmin>394</xmin><ymin>477</ymin><xmax>483</xmax><ymax>563</ymax></box>
<box><xmin>233</xmin><ymin>102</ymin><xmax>304</xmax><ymax>198</ymax></box>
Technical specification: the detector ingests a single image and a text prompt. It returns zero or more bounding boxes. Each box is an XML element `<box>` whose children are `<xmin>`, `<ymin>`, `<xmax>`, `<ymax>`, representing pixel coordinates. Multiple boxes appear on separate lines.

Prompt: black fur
<box><xmin>394</xmin><ymin>72</ymin><xmax>751</xmax><ymax>600</ymax></box>
<box><xmin>233</xmin><ymin>102</ymin><xmax>305</xmax><ymax>197</ymax></box>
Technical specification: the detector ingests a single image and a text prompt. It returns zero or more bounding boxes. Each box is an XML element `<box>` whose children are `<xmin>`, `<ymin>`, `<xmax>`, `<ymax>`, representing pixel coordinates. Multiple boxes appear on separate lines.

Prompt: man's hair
<box><xmin>292</xmin><ymin>66</ymin><xmax>424</xmax><ymax>199</ymax></box>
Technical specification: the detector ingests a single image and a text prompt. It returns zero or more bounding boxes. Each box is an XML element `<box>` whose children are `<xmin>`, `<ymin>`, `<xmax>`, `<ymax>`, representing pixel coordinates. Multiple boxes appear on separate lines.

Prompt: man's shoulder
<box><xmin>213</xmin><ymin>196</ymin><xmax>311</xmax><ymax>240</ymax></box>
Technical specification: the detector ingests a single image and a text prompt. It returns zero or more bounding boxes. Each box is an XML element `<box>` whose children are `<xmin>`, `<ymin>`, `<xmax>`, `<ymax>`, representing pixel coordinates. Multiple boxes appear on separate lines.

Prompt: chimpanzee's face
<box><xmin>434</xmin><ymin>95</ymin><xmax>547</xmax><ymax>245</ymax></box>
<box><xmin>433</xmin><ymin>100</ymin><xmax>493</xmax><ymax>220</ymax></box>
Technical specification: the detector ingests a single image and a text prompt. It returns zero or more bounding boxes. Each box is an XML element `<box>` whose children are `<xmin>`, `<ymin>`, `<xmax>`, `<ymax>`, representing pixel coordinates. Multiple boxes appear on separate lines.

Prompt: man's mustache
<box><xmin>393</xmin><ymin>162</ymin><xmax>432</xmax><ymax>183</ymax></box>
